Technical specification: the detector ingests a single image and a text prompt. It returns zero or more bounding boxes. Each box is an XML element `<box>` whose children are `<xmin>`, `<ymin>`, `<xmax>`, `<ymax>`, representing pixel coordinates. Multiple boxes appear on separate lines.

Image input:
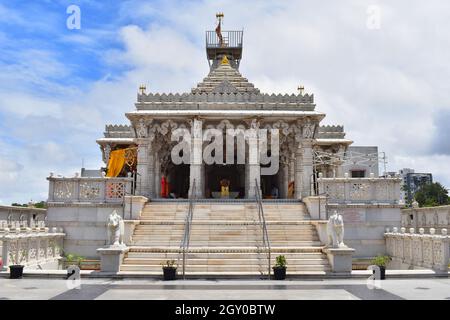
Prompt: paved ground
<box><xmin>0</xmin><ymin>278</ymin><xmax>449</xmax><ymax>300</ymax></box>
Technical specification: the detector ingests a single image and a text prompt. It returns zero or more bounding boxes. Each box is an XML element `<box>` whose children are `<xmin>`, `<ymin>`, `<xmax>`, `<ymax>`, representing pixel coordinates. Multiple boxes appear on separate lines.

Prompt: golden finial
<box><xmin>297</xmin><ymin>85</ymin><xmax>305</xmax><ymax>95</ymax></box>
<box><xmin>216</xmin><ymin>12</ymin><xmax>224</xmax><ymax>19</ymax></box>
<box><xmin>221</xmin><ymin>55</ymin><xmax>229</xmax><ymax>65</ymax></box>
<box><xmin>139</xmin><ymin>84</ymin><xmax>147</xmax><ymax>95</ymax></box>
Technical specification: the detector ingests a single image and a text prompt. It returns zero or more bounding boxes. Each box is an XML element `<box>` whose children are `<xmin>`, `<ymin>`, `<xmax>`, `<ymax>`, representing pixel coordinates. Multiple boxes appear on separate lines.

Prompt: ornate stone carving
<box><xmin>54</xmin><ymin>181</ymin><xmax>74</xmax><ymax>199</ymax></box>
<box><xmin>136</xmin><ymin>118</ymin><xmax>149</xmax><ymax>138</ymax></box>
<box><xmin>106</xmin><ymin>181</ymin><xmax>125</xmax><ymax>199</ymax></box>
<box><xmin>79</xmin><ymin>182</ymin><xmax>101</xmax><ymax>200</ymax></box>
<box><xmin>302</xmin><ymin>118</ymin><xmax>316</xmax><ymax>139</ymax></box>
<box><xmin>104</xmin><ymin>144</ymin><xmax>111</xmax><ymax>163</ymax></box>
<box><xmin>107</xmin><ymin>210</ymin><xmax>124</xmax><ymax>246</ymax></box>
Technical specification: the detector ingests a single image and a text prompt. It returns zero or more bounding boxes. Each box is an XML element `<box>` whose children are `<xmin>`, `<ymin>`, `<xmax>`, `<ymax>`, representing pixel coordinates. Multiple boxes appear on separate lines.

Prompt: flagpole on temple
<box><xmin>216</xmin><ymin>12</ymin><xmax>224</xmax><ymax>47</ymax></box>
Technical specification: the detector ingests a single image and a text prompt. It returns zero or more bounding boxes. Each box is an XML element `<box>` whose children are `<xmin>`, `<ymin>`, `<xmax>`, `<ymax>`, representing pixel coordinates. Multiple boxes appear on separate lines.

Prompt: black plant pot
<box><xmin>379</xmin><ymin>266</ymin><xmax>386</xmax><ymax>280</ymax></box>
<box><xmin>163</xmin><ymin>267</ymin><xmax>177</xmax><ymax>280</ymax></box>
<box><xmin>273</xmin><ymin>267</ymin><xmax>286</xmax><ymax>280</ymax></box>
<box><xmin>372</xmin><ymin>266</ymin><xmax>386</xmax><ymax>280</ymax></box>
<box><xmin>9</xmin><ymin>265</ymin><xmax>24</xmax><ymax>279</ymax></box>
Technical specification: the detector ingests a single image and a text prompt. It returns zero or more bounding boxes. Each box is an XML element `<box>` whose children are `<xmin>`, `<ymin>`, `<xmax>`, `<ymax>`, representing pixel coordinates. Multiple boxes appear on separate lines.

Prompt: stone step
<box><xmin>120</xmin><ymin>264</ymin><xmax>331</xmax><ymax>272</ymax></box>
<box><xmin>125</xmin><ymin>251</ymin><xmax>326</xmax><ymax>259</ymax></box>
<box><xmin>132</xmin><ymin>241</ymin><xmax>323</xmax><ymax>246</ymax></box>
<box><xmin>135</xmin><ymin>222</ymin><xmax>315</xmax><ymax>228</ymax></box>
<box><xmin>123</xmin><ymin>258</ymin><xmax>329</xmax><ymax>266</ymax></box>
<box><xmin>133</xmin><ymin>229</ymin><xmax>315</xmax><ymax>235</ymax></box>
<box><xmin>127</xmin><ymin>246</ymin><xmax>325</xmax><ymax>253</ymax></box>
<box><xmin>132</xmin><ymin>237</ymin><xmax>320</xmax><ymax>243</ymax></box>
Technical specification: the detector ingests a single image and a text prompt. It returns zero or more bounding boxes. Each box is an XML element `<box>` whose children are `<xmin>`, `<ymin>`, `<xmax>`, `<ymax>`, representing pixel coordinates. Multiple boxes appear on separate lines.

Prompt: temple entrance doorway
<box><xmin>204</xmin><ymin>164</ymin><xmax>245</xmax><ymax>199</ymax></box>
<box><xmin>166</xmin><ymin>164</ymin><xmax>190</xmax><ymax>198</ymax></box>
<box><xmin>260</xmin><ymin>165</ymin><xmax>283</xmax><ymax>199</ymax></box>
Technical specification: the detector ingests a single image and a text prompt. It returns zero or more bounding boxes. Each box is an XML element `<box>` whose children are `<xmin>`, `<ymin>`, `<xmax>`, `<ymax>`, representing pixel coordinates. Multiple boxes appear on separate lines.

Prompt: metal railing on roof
<box><xmin>206</xmin><ymin>30</ymin><xmax>243</xmax><ymax>48</ymax></box>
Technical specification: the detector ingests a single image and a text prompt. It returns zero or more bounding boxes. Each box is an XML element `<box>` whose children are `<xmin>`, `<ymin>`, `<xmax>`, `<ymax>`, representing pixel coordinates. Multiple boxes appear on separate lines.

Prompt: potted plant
<box><xmin>371</xmin><ymin>255</ymin><xmax>391</xmax><ymax>280</ymax></box>
<box><xmin>161</xmin><ymin>260</ymin><xmax>177</xmax><ymax>280</ymax></box>
<box><xmin>273</xmin><ymin>255</ymin><xmax>287</xmax><ymax>280</ymax></box>
<box><xmin>64</xmin><ymin>253</ymin><xmax>85</xmax><ymax>268</ymax></box>
<box><xmin>9</xmin><ymin>249</ymin><xmax>27</xmax><ymax>279</ymax></box>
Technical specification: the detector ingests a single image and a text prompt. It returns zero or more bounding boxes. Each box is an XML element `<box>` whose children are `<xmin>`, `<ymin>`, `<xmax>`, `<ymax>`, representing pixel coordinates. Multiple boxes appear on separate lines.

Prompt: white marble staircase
<box><xmin>120</xmin><ymin>202</ymin><xmax>331</xmax><ymax>275</ymax></box>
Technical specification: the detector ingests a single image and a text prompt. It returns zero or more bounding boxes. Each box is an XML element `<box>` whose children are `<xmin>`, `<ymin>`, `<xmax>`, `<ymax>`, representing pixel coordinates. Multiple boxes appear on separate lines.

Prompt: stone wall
<box><xmin>0</xmin><ymin>205</ymin><xmax>47</xmax><ymax>259</ymax></box>
<box><xmin>402</xmin><ymin>205</ymin><xmax>450</xmax><ymax>234</ymax></box>
<box><xmin>46</xmin><ymin>203</ymin><xmax>123</xmax><ymax>259</ymax></box>
<box><xmin>327</xmin><ymin>204</ymin><xmax>402</xmax><ymax>258</ymax></box>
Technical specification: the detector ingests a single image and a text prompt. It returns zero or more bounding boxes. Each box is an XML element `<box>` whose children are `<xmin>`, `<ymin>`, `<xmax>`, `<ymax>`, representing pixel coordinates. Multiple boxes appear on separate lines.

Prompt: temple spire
<box><xmin>206</xmin><ymin>13</ymin><xmax>243</xmax><ymax>70</ymax></box>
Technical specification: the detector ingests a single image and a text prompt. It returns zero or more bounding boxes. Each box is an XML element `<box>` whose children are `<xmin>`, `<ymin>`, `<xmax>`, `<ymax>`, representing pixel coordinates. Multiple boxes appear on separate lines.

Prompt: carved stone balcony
<box><xmin>47</xmin><ymin>177</ymin><xmax>133</xmax><ymax>204</ymax></box>
<box><xmin>385</xmin><ymin>228</ymin><xmax>449</xmax><ymax>272</ymax></box>
<box><xmin>317</xmin><ymin>177</ymin><xmax>402</xmax><ymax>205</ymax></box>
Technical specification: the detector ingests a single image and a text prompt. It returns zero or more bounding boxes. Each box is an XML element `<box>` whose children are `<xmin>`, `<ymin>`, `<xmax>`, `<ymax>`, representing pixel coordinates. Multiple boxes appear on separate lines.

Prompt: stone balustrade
<box><xmin>385</xmin><ymin>227</ymin><xmax>449</xmax><ymax>272</ymax></box>
<box><xmin>47</xmin><ymin>177</ymin><xmax>133</xmax><ymax>203</ymax></box>
<box><xmin>1</xmin><ymin>227</ymin><xmax>65</xmax><ymax>270</ymax></box>
<box><xmin>318</xmin><ymin>177</ymin><xmax>402</xmax><ymax>204</ymax></box>
<box><xmin>401</xmin><ymin>205</ymin><xmax>450</xmax><ymax>234</ymax></box>
<box><xmin>0</xmin><ymin>205</ymin><xmax>46</xmax><ymax>230</ymax></box>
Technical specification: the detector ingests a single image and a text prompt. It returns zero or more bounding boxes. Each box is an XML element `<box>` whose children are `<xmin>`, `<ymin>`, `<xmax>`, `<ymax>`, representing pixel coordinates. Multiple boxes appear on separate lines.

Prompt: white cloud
<box><xmin>1</xmin><ymin>0</ymin><xmax>450</xmax><ymax>204</ymax></box>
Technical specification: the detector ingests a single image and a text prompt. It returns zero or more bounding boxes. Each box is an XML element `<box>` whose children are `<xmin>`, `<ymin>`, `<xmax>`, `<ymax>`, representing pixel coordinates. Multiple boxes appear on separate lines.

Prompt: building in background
<box><xmin>386</xmin><ymin>168</ymin><xmax>433</xmax><ymax>204</ymax></box>
<box><xmin>341</xmin><ymin>146</ymin><xmax>380</xmax><ymax>177</ymax></box>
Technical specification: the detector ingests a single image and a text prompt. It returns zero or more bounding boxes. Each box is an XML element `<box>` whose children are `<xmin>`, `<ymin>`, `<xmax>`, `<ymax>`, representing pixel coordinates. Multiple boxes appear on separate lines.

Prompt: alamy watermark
<box><xmin>366</xmin><ymin>5</ymin><xmax>381</xmax><ymax>30</ymax></box>
<box><xmin>66</xmin><ymin>4</ymin><xmax>81</xmax><ymax>30</ymax></box>
<box><xmin>170</xmin><ymin>127</ymin><xmax>280</xmax><ymax>176</ymax></box>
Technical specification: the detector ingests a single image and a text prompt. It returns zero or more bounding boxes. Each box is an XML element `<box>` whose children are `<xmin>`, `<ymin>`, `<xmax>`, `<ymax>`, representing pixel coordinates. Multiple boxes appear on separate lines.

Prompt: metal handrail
<box><xmin>178</xmin><ymin>179</ymin><xmax>196</xmax><ymax>279</ymax></box>
<box><xmin>254</xmin><ymin>179</ymin><xmax>271</xmax><ymax>279</ymax></box>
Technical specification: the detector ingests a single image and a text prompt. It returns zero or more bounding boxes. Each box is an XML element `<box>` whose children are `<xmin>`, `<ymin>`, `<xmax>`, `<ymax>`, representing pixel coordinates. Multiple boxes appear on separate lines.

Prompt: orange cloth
<box><xmin>106</xmin><ymin>149</ymin><xmax>126</xmax><ymax>177</ymax></box>
<box><xmin>288</xmin><ymin>181</ymin><xmax>295</xmax><ymax>198</ymax></box>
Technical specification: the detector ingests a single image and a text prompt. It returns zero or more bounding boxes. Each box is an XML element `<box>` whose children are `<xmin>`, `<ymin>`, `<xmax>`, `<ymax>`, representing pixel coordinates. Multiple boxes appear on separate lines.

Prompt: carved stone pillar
<box><xmin>282</xmin><ymin>163</ymin><xmax>289</xmax><ymax>199</ymax></box>
<box><xmin>247</xmin><ymin>129</ymin><xmax>260</xmax><ymax>198</ymax></box>
<box><xmin>289</xmin><ymin>152</ymin><xmax>295</xmax><ymax>184</ymax></box>
<box><xmin>301</xmin><ymin>139</ymin><xmax>314</xmax><ymax>198</ymax></box>
<box><xmin>147</xmin><ymin>144</ymin><xmax>155</xmax><ymax>198</ymax></box>
<box><xmin>154</xmin><ymin>153</ymin><xmax>161</xmax><ymax>198</ymax></box>
<box><xmin>136</xmin><ymin>138</ymin><xmax>150</xmax><ymax>196</ymax></box>
<box><xmin>294</xmin><ymin>145</ymin><xmax>303</xmax><ymax>199</ymax></box>
<box><xmin>189</xmin><ymin>118</ymin><xmax>204</xmax><ymax>198</ymax></box>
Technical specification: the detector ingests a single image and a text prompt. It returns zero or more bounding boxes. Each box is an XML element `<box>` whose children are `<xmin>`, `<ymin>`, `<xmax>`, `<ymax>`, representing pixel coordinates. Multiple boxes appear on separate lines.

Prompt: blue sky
<box><xmin>1</xmin><ymin>0</ymin><xmax>450</xmax><ymax>204</ymax></box>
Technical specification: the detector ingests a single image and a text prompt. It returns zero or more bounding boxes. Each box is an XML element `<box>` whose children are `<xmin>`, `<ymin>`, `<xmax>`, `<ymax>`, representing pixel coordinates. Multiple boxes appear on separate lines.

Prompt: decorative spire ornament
<box><xmin>221</xmin><ymin>55</ymin><xmax>229</xmax><ymax>65</ymax></box>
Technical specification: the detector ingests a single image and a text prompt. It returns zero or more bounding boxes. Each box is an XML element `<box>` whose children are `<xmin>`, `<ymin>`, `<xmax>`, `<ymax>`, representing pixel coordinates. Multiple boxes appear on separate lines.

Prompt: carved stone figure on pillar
<box><xmin>327</xmin><ymin>210</ymin><xmax>346</xmax><ymax>248</ymax></box>
<box><xmin>107</xmin><ymin>210</ymin><xmax>125</xmax><ymax>247</ymax></box>
<box><xmin>136</xmin><ymin>118</ymin><xmax>148</xmax><ymax>138</ymax></box>
<box><xmin>302</xmin><ymin>118</ymin><xmax>316</xmax><ymax>139</ymax></box>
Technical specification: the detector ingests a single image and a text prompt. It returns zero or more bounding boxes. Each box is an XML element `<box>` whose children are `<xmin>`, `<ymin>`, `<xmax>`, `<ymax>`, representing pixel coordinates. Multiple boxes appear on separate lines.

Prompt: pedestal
<box><xmin>303</xmin><ymin>196</ymin><xmax>327</xmax><ymax>220</ymax></box>
<box><xmin>97</xmin><ymin>245</ymin><xmax>129</xmax><ymax>273</ymax></box>
<box><xmin>323</xmin><ymin>247</ymin><xmax>355</xmax><ymax>273</ymax></box>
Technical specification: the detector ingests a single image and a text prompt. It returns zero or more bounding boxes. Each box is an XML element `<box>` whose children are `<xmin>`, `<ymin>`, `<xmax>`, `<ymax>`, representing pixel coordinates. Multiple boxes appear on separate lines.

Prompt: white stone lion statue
<box><xmin>327</xmin><ymin>210</ymin><xmax>346</xmax><ymax>248</ymax></box>
<box><xmin>107</xmin><ymin>210</ymin><xmax>124</xmax><ymax>246</ymax></box>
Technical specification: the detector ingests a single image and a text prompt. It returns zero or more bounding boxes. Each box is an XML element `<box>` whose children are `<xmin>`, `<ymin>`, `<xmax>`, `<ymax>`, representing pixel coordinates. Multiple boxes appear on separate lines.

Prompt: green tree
<box><xmin>414</xmin><ymin>182</ymin><xmax>449</xmax><ymax>207</ymax></box>
<box><xmin>10</xmin><ymin>201</ymin><xmax>46</xmax><ymax>208</ymax></box>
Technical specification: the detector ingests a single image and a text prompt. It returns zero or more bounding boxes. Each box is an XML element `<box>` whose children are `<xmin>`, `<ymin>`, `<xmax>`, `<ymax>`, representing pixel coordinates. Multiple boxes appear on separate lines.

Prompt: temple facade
<box><xmin>42</xmin><ymin>19</ymin><xmax>403</xmax><ymax>272</ymax></box>
<box><xmin>96</xmin><ymin>28</ymin><xmax>353</xmax><ymax>201</ymax></box>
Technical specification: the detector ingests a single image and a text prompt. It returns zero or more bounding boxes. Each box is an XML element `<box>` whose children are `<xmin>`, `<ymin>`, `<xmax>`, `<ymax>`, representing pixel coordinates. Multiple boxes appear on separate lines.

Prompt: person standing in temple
<box><xmin>271</xmin><ymin>185</ymin><xmax>279</xmax><ymax>199</ymax></box>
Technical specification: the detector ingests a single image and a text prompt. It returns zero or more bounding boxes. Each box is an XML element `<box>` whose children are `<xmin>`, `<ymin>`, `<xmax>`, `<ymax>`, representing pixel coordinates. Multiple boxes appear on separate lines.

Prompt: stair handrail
<box><xmin>178</xmin><ymin>179</ymin><xmax>196</xmax><ymax>279</ymax></box>
<box><xmin>254</xmin><ymin>179</ymin><xmax>271</xmax><ymax>279</ymax></box>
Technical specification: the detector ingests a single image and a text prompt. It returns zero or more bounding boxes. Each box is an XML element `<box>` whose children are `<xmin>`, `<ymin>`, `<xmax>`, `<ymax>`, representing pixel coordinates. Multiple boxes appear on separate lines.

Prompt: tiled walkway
<box><xmin>0</xmin><ymin>278</ymin><xmax>449</xmax><ymax>300</ymax></box>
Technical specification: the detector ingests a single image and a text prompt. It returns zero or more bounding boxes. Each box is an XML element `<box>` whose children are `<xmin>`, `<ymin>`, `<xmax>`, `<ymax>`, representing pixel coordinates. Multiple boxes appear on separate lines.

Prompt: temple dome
<box><xmin>191</xmin><ymin>58</ymin><xmax>260</xmax><ymax>94</ymax></box>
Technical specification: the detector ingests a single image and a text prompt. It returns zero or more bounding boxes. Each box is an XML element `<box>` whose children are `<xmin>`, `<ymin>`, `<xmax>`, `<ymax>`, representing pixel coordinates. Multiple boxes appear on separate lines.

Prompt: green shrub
<box><xmin>371</xmin><ymin>255</ymin><xmax>391</xmax><ymax>267</ymax></box>
<box><xmin>274</xmin><ymin>255</ymin><xmax>287</xmax><ymax>268</ymax></box>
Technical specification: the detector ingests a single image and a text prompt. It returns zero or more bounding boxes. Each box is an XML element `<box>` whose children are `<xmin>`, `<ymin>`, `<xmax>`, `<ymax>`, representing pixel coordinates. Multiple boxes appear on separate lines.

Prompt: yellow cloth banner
<box><xmin>106</xmin><ymin>149</ymin><xmax>126</xmax><ymax>177</ymax></box>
